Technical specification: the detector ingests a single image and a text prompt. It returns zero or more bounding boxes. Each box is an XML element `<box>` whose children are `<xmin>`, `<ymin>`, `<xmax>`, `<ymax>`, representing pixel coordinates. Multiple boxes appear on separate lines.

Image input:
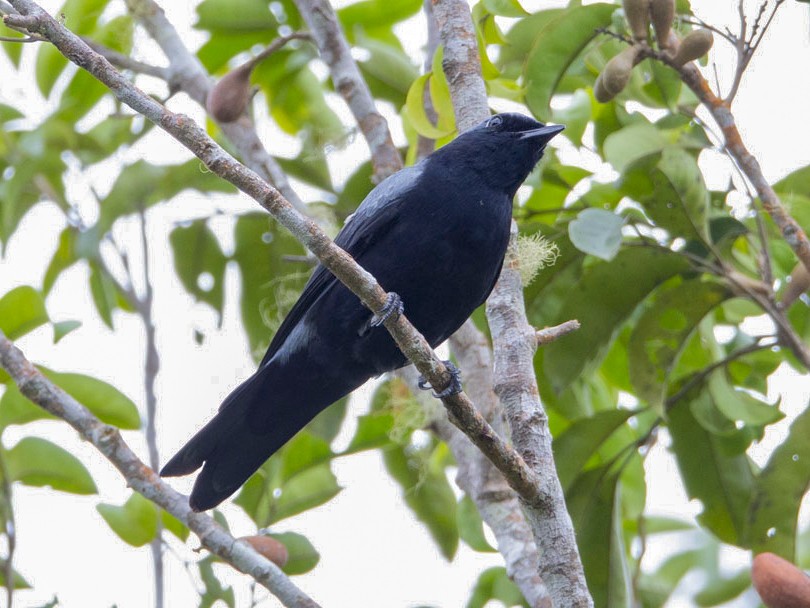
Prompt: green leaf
<box><xmin>0</xmin><ymin>286</ymin><xmax>49</xmax><ymax>339</ymax></box>
<box><xmin>523</xmin><ymin>4</ymin><xmax>616</xmax><ymax>120</ymax></box>
<box><xmin>636</xmin><ymin>548</ymin><xmax>706</xmax><ymax>607</ymax></box>
<box><xmin>197</xmin><ymin>555</ymin><xmax>235</xmax><ymax>608</ymax></box>
<box><xmin>458</xmin><ymin>495</ymin><xmax>496</xmax><ymax>552</ymax></box>
<box><xmin>196</xmin><ymin>0</ymin><xmax>278</xmax><ymax>31</ymax></box>
<box><xmin>337</xmin><ymin>0</ymin><xmax>422</xmax><ymax>33</ymax></box>
<box><xmin>53</xmin><ymin>319</ymin><xmax>81</xmax><ymax>343</ymax></box>
<box><xmin>161</xmin><ymin>509</ymin><xmax>190</xmax><ymax>542</ymax></box>
<box><xmin>267</xmin><ymin>531</ymin><xmax>319</xmax><ymax>575</ymax></box>
<box><xmin>466</xmin><ymin>567</ymin><xmax>527</xmax><ymax>608</ymax></box>
<box><xmin>383</xmin><ymin>440</ymin><xmax>459</xmax><ymax>560</ymax></box>
<box><xmin>405</xmin><ymin>74</ymin><xmax>454</xmax><ymax>139</ymax></box>
<box><xmin>97</xmin><ymin>492</ymin><xmax>159</xmax><ymax>547</ymax></box>
<box><xmin>5</xmin><ymin>437</ymin><xmax>97</xmax><ymax>495</ymax></box>
<box><xmin>774</xmin><ymin>164</ymin><xmax>810</xmax><ymax>196</ymax></box>
<box><xmin>567</xmin><ymin>466</ymin><xmax>631</xmax><ymax>608</ymax></box>
<box><xmin>693</xmin><ymin>569</ymin><xmax>751</xmax><ymax>607</ymax></box>
<box><xmin>278</xmin><ymin>432</ymin><xmax>334</xmax><ymax>482</ymax></box>
<box><xmin>232</xmin><ymin>213</ymin><xmax>308</xmax><ymax>361</ymax></box>
<box><xmin>170</xmin><ymin>220</ymin><xmax>227</xmax><ymax>320</ymax></box>
<box><xmin>668</xmin><ymin>389</ymin><xmax>756</xmax><ymax>546</ymax></box>
<box><xmin>628</xmin><ymin>280</ymin><xmax>729</xmax><ymax>410</ymax></box>
<box><xmin>269</xmin><ymin>463</ymin><xmax>341</xmax><ymax>524</ymax></box>
<box><xmin>0</xmin><ymin>559</ymin><xmax>31</xmax><ymax>590</ymax></box>
<box><xmin>89</xmin><ymin>261</ymin><xmax>118</xmax><ymax>328</ymax></box>
<box><xmin>552</xmin><ymin>89</ymin><xmax>591</xmax><ymax>146</ymax></box>
<box><xmin>647</xmin><ymin>147</ymin><xmax>709</xmax><ymax>239</ymax></box>
<box><xmin>553</xmin><ymin>409</ymin><xmax>635</xmax><ymax>490</ymax></box>
<box><xmin>483</xmin><ymin>0</ymin><xmax>528</xmax><ymax>17</ymax></box>
<box><xmin>0</xmin><ymin>368</ymin><xmax>140</xmax><ymax>430</ymax></box>
<box><xmin>749</xmin><ymin>402</ymin><xmax>810</xmax><ymax>558</ymax></box>
<box><xmin>544</xmin><ymin>248</ymin><xmax>689</xmax><ymax>391</ymax></box>
<box><xmin>568</xmin><ymin>208</ymin><xmax>624</xmax><ymax>261</ymax></box>
<box><xmin>97</xmin><ymin>159</ymin><xmax>234</xmax><ymax>235</ymax></box>
<box><xmin>708</xmin><ymin>372</ymin><xmax>783</xmax><ymax>427</ymax></box>
<box><xmin>344</xmin><ymin>411</ymin><xmax>394</xmax><ymax>454</ymax></box>
<box><xmin>604</xmin><ymin>122</ymin><xmax>670</xmax><ymax>173</ymax></box>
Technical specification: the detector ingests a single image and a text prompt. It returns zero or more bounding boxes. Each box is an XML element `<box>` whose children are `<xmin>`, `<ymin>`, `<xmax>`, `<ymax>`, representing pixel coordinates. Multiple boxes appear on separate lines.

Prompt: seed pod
<box><xmin>671</xmin><ymin>29</ymin><xmax>714</xmax><ymax>66</ymax></box>
<box><xmin>752</xmin><ymin>553</ymin><xmax>810</xmax><ymax>608</ymax></box>
<box><xmin>206</xmin><ymin>64</ymin><xmax>254</xmax><ymax>123</ymax></box>
<box><xmin>781</xmin><ymin>263</ymin><xmax>810</xmax><ymax>309</ymax></box>
<box><xmin>650</xmin><ymin>0</ymin><xmax>676</xmax><ymax>49</ymax></box>
<box><xmin>594</xmin><ymin>45</ymin><xmax>639</xmax><ymax>102</ymax></box>
<box><xmin>623</xmin><ymin>0</ymin><xmax>650</xmax><ymax>42</ymax></box>
<box><xmin>239</xmin><ymin>535</ymin><xmax>289</xmax><ymax>567</ymax></box>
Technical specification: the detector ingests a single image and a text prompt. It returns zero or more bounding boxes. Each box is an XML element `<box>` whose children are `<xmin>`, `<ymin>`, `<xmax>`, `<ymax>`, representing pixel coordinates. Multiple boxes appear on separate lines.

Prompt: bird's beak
<box><xmin>518</xmin><ymin>124</ymin><xmax>565</xmax><ymax>141</ymax></box>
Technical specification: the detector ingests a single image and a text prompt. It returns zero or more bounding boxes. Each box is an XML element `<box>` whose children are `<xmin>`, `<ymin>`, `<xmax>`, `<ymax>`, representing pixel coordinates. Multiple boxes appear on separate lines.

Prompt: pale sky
<box><xmin>1</xmin><ymin>1</ymin><xmax>809</xmax><ymax>607</ymax></box>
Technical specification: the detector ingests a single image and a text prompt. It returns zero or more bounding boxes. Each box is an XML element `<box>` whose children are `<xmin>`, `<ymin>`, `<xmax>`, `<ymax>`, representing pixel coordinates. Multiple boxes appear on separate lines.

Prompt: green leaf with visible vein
<box><xmin>97</xmin><ymin>492</ymin><xmax>159</xmax><ymax>547</ymax></box>
<box><xmin>0</xmin><ymin>286</ymin><xmax>48</xmax><ymax>339</ymax></box>
<box><xmin>6</xmin><ymin>437</ymin><xmax>97</xmax><ymax>495</ymax></box>
<box><xmin>523</xmin><ymin>4</ymin><xmax>616</xmax><ymax>120</ymax></box>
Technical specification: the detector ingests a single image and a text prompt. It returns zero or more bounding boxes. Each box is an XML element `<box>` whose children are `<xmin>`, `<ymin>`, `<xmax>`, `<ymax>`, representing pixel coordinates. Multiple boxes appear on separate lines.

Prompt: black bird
<box><xmin>161</xmin><ymin>113</ymin><xmax>564</xmax><ymax>511</ymax></box>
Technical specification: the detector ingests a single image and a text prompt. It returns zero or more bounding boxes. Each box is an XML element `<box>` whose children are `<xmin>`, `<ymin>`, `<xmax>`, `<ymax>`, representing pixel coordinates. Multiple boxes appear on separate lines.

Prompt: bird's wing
<box><xmin>258</xmin><ymin>163</ymin><xmax>425</xmax><ymax>368</ymax></box>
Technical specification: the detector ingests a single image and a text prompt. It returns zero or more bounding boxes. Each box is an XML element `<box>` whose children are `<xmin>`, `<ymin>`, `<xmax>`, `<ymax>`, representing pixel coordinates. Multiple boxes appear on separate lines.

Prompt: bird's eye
<box><xmin>487</xmin><ymin>116</ymin><xmax>503</xmax><ymax>129</ymax></box>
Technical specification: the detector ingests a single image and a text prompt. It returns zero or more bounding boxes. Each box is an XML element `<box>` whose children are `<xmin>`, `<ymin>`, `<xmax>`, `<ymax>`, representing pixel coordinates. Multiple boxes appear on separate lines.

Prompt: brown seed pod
<box><xmin>752</xmin><ymin>552</ymin><xmax>810</xmax><ymax>608</ymax></box>
<box><xmin>206</xmin><ymin>64</ymin><xmax>254</xmax><ymax>123</ymax></box>
<box><xmin>594</xmin><ymin>45</ymin><xmax>639</xmax><ymax>103</ymax></box>
<box><xmin>650</xmin><ymin>0</ymin><xmax>676</xmax><ymax>49</ymax></box>
<box><xmin>671</xmin><ymin>29</ymin><xmax>714</xmax><ymax>66</ymax></box>
<box><xmin>239</xmin><ymin>535</ymin><xmax>289</xmax><ymax>568</ymax></box>
<box><xmin>623</xmin><ymin>0</ymin><xmax>650</xmax><ymax>42</ymax></box>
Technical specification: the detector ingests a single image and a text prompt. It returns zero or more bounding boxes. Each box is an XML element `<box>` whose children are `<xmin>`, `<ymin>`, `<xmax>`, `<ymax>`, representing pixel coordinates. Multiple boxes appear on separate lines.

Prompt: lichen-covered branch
<box><xmin>487</xmin><ymin>227</ymin><xmax>592</xmax><ymax>606</ymax></box>
<box><xmin>4</xmin><ymin>0</ymin><xmax>546</xmax><ymax>517</ymax></box>
<box><xmin>0</xmin><ymin>330</ymin><xmax>321</xmax><ymax>608</ymax></box>
<box><xmin>294</xmin><ymin>0</ymin><xmax>402</xmax><ymax>182</ymax></box>
<box><xmin>431</xmin><ymin>0</ymin><xmax>592</xmax><ymax>603</ymax></box>
<box><xmin>431</xmin><ymin>0</ymin><xmax>489</xmax><ymax>131</ymax></box>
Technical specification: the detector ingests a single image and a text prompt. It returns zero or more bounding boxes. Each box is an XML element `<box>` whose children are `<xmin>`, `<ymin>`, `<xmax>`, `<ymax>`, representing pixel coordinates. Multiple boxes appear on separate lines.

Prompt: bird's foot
<box><xmin>370</xmin><ymin>292</ymin><xmax>404</xmax><ymax>327</ymax></box>
<box><xmin>418</xmin><ymin>360</ymin><xmax>463</xmax><ymax>399</ymax></box>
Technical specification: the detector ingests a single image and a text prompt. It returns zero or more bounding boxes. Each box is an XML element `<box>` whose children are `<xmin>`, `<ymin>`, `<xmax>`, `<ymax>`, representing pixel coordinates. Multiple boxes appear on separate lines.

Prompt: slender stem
<box><xmin>0</xmin><ymin>451</ymin><xmax>16</xmax><ymax>608</ymax></box>
<box><xmin>138</xmin><ymin>209</ymin><xmax>164</xmax><ymax>608</ymax></box>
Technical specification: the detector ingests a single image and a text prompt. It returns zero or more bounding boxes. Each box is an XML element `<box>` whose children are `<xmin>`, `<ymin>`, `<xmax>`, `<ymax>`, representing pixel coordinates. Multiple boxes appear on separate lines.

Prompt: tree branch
<box><xmin>0</xmin><ymin>330</ymin><xmax>321</xmax><ymax>608</ymax></box>
<box><xmin>81</xmin><ymin>37</ymin><xmax>169</xmax><ymax>80</ymax></box>
<box><xmin>431</xmin><ymin>0</ymin><xmax>591</xmax><ymax>604</ymax></box>
<box><xmin>121</xmin><ymin>0</ymin><xmax>308</xmax><ymax>216</ymax></box>
<box><xmin>431</xmin><ymin>0</ymin><xmax>489</xmax><ymax>131</ymax></box>
<box><xmin>4</xmin><ymin>0</ymin><xmax>548</xmax><ymax>522</ymax></box>
<box><xmin>443</xmin><ymin>323</ymin><xmax>551</xmax><ymax>608</ymax></box>
<box><xmin>293</xmin><ymin>0</ymin><xmax>402</xmax><ymax>182</ymax></box>
<box><xmin>487</xmin><ymin>226</ymin><xmax>592</xmax><ymax>606</ymax></box>
<box><xmin>636</xmin><ymin>44</ymin><xmax>810</xmax><ymax>281</ymax></box>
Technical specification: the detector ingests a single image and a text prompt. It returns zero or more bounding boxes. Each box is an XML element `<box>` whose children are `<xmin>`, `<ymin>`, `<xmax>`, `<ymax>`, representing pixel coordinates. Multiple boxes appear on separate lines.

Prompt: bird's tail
<box><xmin>160</xmin><ymin>369</ymin><xmax>307</xmax><ymax>512</ymax></box>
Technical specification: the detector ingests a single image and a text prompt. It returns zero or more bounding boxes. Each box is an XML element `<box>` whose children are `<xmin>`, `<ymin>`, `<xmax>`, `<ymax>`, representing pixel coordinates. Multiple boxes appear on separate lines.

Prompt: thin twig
<box><xmin>82</xmin><ymin>37</ymin><xmax>169</xmax><ymax>79</ymax></box>
<box><xmin>0</xmin><ymin>452</ymin><xmax>16</xmax><ymax>608</ymax></box>
<box><xmin>535</xmin><ymin>320</ymin><xmax>580</xmax><ymax>347</ymax></box>
<box><xmin>138</xmin><ymin>208</ymin><xmax>164</xmax><ymax>608</ymax></box>
<box><xmin>665</xmin><ymin>338</ymin><xmax>775</xmax><ymax>408</ymax></box>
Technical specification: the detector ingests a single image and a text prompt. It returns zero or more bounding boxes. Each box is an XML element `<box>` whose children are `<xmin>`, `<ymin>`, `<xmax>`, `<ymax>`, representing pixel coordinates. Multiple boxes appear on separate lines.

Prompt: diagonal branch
<box><xmin>0</xmin><ymin>330</ymin><xmax>321</xmax><ymax>608</ymax></box>
<box><xmin>121</xmin><ymin>0</ymin><xmax>308</xmax><ymax>215</ymax></box>
<box><xmin>293</xmin><ymin>0</ymin><xmax>403</xmax><ymax>182</ymax></box>
<box><xmin>3</xmin><ymin>0</ymin><xmax>547</xmax><ymax>518</ymax></box>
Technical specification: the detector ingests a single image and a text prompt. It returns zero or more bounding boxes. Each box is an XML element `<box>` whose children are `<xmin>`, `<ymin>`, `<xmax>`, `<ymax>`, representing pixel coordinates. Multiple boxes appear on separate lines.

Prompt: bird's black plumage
<box><xmin>161</xmin><ymin>113</ymin><xmax>564</xmax><ymax>511</ymax></box>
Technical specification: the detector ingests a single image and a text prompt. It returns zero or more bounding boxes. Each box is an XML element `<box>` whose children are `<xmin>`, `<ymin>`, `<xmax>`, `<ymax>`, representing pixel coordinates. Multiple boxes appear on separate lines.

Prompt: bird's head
<box><xmin>436</xmin><ymin>113</ymin><xmax>565</xmax><ymax>197</ymax></box>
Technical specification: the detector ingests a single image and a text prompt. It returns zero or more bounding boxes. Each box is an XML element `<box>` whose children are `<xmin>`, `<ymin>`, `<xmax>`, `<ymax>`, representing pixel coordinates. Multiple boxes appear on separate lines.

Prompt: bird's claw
<box><xmin>370</xmin><ymin>292</ymin><xmax>404</xmax><ymax>327</ymax></box>
<box><xmin>417</xmin><ymin>360</ymin><xmax>463</xmax><ymax>399</ymax></box>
